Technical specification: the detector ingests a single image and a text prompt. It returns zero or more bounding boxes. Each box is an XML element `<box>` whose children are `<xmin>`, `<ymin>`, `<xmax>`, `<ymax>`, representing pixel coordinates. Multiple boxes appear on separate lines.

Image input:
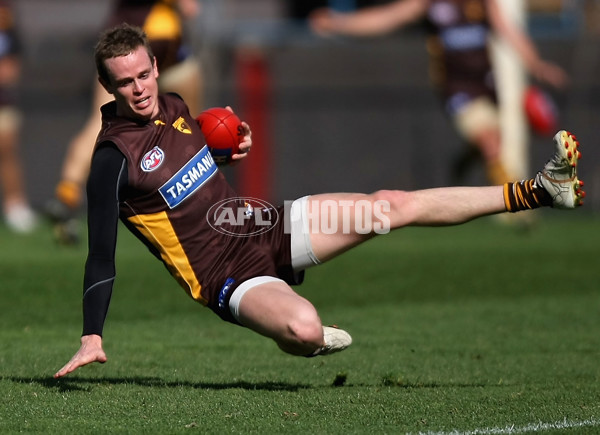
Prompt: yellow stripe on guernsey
<box><xmin>143</xmin><ymin>1</ymin><xmax>181</xmax><ymax>40</ymax></box>
<box><xmin>127</xmin><ymin>211</ymin><xmax>206</xmax><ymax>305</ymax></box>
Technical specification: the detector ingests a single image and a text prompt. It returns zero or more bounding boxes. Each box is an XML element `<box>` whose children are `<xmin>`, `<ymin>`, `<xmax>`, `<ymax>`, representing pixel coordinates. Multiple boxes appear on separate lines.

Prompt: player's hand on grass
<box><xmin>54</xmin><ymin>334</ymin><xmax>107</xmax><ymax>379</ymax></box>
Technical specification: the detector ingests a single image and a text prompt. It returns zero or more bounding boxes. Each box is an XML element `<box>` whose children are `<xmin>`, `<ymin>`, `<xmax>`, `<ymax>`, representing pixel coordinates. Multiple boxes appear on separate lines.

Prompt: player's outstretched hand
<box><xmin>530</xmin><ymin>59</ymin><xmax>569</xmax><ymax>90</ymax></box>
<box><xmin>54</xmin><ymin>334</ymin><xmax>107</xmax><ymax>379</ymax></box>
<box><xmin>227</xmin><ymin>106</ymin><xmax>252</xmax><ymax>163</ymax></box>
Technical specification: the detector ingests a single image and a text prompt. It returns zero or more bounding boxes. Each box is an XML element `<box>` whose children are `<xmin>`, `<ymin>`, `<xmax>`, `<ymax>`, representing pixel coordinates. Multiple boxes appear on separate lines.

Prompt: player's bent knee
<box><xmin>285</xmin><ymin>310</ymin><xmax>323</xmax><ymax>349</ymax></box>
<box><xmin>369</xmin><ymin>189</ymin><xmax>412</xmax><ymax>226</ymax></box>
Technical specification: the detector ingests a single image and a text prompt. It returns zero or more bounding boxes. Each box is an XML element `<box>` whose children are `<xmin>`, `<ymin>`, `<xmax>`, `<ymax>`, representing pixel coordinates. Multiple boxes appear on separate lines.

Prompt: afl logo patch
<box><xmin>141</xmin><ymin>146</ymin><xmax>165</xmax><ymax>172</ymax></box>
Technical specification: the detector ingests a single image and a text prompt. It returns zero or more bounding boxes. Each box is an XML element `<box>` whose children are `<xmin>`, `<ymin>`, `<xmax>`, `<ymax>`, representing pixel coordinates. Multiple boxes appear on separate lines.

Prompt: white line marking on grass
<box><xmin>413</xmin><ymin>417</ymin><xmax>600</xmax><ymax>435</ymax></box>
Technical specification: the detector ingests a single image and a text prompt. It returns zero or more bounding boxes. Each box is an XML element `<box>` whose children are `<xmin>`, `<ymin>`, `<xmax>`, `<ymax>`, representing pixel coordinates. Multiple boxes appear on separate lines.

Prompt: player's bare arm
<box><xmin>309</xmin><ymin>0</ymin><xmax>429</xmax><ymax>37</ymax></box>
<box><xmin>486</xmin><ymin>0</ymin><xmax>568</xmax><ymax>89</ymax></box>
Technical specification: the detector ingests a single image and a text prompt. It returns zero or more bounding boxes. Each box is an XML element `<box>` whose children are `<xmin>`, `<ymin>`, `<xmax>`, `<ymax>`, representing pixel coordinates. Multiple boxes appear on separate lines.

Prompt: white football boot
<box><xmin>535</xmin><ymin>130</ymin><xmax>584</xmax><ymax>209</ymax></box>
<box><xmin>311</xmin><ymin>325</ymin><xmax>352</xmax><ymax>356</ymax></box>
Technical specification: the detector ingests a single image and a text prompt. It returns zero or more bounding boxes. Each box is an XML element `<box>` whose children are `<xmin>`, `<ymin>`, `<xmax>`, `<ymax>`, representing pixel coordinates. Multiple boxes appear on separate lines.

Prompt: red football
<box><xmin>524</xmin><ymin>86</ymin><xmax>559</xmax><ymax>137</ymax></box>
<box><xmin>196</xmin><ymin>107</ymin><xmax>243</xmax><ymax>162</ymax></box>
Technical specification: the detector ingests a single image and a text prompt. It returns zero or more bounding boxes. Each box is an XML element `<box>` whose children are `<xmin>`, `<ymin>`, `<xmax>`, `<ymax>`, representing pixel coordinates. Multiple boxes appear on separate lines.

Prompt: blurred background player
<box><xmin>309</xmin><ymin>0</ymin><xmax>569</xmax><ymax>186</ymax></box>
<box><xmin>47</xmin><ymin>0</ymin><xmax>202</xmax><ymax>244</ymax></box>
<box><xmin>0</xmin><ymin>0</ymin><xmax>37</xmax><ymax>233</ymax></box>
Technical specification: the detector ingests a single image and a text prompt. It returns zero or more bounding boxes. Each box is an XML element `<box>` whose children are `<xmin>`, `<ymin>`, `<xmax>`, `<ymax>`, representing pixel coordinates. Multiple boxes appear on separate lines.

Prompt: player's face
<box><xmin>101</xmin><ymin>46</ymin><xmax>160</xmax><ymax>121</ymax></box>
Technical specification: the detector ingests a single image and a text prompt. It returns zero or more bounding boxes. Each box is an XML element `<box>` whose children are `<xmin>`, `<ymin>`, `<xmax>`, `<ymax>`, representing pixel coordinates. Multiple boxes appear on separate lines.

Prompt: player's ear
<box><xmin>152</xmin><ymin>56</ymin><xmax>159</xmax><ymax>78</ymax></box>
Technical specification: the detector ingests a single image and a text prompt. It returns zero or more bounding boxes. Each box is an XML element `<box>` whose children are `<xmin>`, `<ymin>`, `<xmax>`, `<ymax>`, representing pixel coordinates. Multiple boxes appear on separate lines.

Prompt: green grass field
<box><xmin>1</xmin><ymin>213</ymin><xmax>599</xmax><ymax>434</ymax></box>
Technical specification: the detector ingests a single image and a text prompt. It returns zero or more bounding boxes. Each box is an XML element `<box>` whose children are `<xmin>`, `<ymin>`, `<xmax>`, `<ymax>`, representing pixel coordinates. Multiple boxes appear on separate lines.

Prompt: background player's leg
<box><xmin>58</xmin><ymin>82</ymin><xmax>113</xmax><ymax>204</ymax></box>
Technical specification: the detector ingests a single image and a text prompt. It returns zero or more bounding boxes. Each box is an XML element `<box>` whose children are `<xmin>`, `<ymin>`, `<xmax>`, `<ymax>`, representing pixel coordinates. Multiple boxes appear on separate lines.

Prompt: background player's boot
<box><xmin>535</xmin><ymin>130</ymin><xmax>584</xmax><ymax>209</ymax></box>
<box><xmin>309</xmin><ymin>325</ymin><xmax>352</xmax><ymax>356</ymax></box>
<box><xmin>44</xmin><ymin>180</ymin><xmax>82</xmax><ymax>245</ymax></box>
<box><xmin>45</xmin><ymin>198</ymin><xmax>80</xmax><ymax>245</ymax></box>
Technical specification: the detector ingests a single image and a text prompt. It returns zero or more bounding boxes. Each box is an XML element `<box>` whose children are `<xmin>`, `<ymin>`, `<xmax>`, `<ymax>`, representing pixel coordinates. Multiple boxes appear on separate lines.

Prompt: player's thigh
<box><xmin>300</xmin><ymin>193</ymin><xmax>387</xmax><ymax>263</ymax></box>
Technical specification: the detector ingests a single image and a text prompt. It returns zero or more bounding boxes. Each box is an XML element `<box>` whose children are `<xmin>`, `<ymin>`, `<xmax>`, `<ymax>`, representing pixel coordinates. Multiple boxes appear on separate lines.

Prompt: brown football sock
<box><xmin>503</xmin><ymin>179</ymin><xmax>552</xmax><ymax>212</ymax></box>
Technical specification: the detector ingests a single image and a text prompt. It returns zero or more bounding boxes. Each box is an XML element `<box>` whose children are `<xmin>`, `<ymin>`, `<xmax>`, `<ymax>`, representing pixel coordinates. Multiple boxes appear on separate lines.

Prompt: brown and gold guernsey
<box><xmin>106</xmin><ymin>0</ymin><xmax>183</xmax><ymax>70</ymax></box>
<box><xmin>425</xmin><ymin>0</ymin><xmax>496</xmax><ymax>109</ymax></box>
<box><xmin>96</xmin><ymin>95</ymin><xmax>294</xmax><ymax>320</ymax></box>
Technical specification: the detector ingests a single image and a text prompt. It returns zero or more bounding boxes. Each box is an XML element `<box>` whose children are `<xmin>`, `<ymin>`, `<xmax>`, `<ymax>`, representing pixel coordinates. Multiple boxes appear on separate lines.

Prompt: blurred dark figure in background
<box><xmin>0</xmin><ymin>0</ymin><xmax>37</xmax><ymax>233</ymax></box>
<box><xmin>47</xmin><ymin>0</ymin><xmax>202</xmax><ymax>244</ymax></box>
<box><xmin>310</xmin><ymin>0</ymin><xmax>568</xmax><ymax>186</ymax></box>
